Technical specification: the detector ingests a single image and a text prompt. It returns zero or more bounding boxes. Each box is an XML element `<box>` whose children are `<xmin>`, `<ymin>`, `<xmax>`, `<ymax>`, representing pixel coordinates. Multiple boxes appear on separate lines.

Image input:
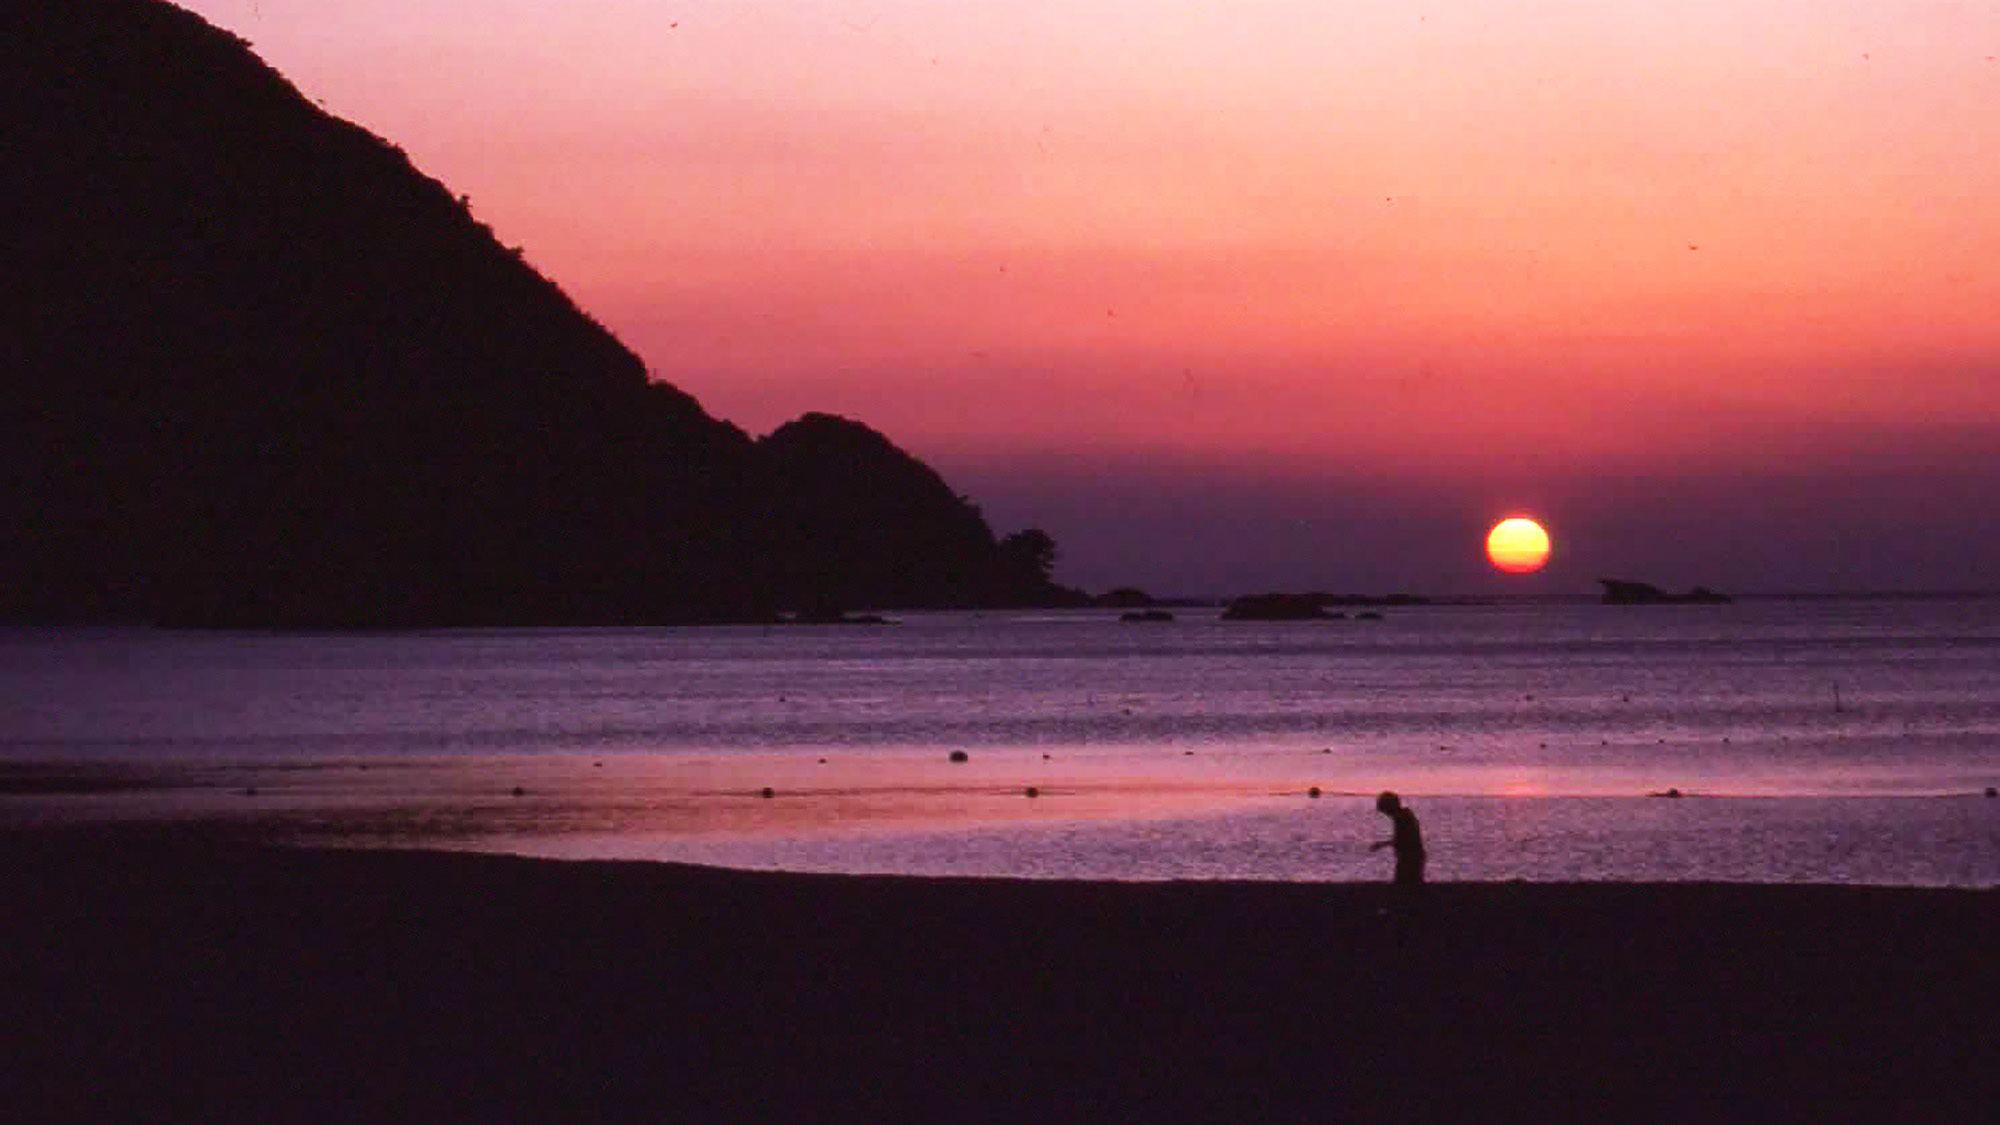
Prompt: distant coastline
<box><xmin>1598</xmin><ymin>578</ymin><xmax>1732</xmax><ymax>605</ymax></box>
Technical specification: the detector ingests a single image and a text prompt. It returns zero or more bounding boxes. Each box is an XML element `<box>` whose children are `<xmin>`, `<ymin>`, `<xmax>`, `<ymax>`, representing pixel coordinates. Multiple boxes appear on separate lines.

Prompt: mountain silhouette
<box><xmin>1</xmin><ymin>0</ymin><xmax>1078</xmax><ymax>626</ymax></box>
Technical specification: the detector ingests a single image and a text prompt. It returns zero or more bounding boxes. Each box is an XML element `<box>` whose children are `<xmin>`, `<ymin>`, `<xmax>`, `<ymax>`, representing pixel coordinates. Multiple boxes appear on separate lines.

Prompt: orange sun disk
<box><xmin>1486</xmin><ymin>517</ymin><xmax>1551</xmax><ymax>574</ymax></box>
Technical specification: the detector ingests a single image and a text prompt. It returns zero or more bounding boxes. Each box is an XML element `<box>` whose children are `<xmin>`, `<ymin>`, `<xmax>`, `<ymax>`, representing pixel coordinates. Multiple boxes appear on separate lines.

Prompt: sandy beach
<box><xmin>4</xmin><ymin>825</ymin><xmax>1994</xmax><ymax>1124</ymax></box>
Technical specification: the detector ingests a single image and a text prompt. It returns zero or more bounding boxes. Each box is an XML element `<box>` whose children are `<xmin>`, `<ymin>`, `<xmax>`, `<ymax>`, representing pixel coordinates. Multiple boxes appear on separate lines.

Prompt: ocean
<box><xmin>4</xmin><ymin>598</ymin><xmax>1997</xmax><ymax>885</ymax></box>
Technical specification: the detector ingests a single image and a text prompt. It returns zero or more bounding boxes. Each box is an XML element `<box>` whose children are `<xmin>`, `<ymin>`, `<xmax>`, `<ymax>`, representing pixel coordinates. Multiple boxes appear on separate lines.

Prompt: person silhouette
<box><xmin>1370</xmin><ymin>791</ymin><xmax>1426</xmax><ymax>886</ymax></box>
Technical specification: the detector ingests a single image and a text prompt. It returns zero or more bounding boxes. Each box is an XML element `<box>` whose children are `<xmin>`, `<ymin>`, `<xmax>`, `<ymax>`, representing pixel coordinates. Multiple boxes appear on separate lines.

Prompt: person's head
<box><xmin>1375</xmin><ymin>791</ymin><xmax>1401</xmax><ymax>814</ymax></box>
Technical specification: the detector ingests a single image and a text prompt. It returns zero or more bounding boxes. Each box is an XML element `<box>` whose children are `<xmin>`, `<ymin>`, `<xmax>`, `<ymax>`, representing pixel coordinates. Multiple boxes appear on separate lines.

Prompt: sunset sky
<box><xmin>179</xmin><ymin>1</ymin><xmax>2000</xmax><ymax>595</ymax></box>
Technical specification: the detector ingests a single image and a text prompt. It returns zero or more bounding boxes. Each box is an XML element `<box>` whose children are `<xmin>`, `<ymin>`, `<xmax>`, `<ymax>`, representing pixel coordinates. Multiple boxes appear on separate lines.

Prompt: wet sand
<box><xmin>5</xmin><ymin>825</ymin><xmax>1994</xmax><ymax>1124</ymax></box>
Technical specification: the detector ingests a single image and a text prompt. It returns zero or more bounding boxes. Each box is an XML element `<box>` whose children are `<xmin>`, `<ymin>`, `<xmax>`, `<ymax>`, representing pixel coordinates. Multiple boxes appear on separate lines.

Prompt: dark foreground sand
<box><xmin>4</xmin><ymin>826</ymin><xmax>1994</xmax><ymax>1124</ymax></box>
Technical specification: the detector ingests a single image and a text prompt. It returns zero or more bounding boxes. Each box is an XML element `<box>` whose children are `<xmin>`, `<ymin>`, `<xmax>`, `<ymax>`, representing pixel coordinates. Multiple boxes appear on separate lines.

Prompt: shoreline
<box><xmin>7</xmin><ymin>760</ymin><xmax>1995</xmax><ymax>887</ymax></box>
<box><xmin>6</xmin><ymin>824</ymin><xmax>1995</xmax><ymax>1123</ymax></box>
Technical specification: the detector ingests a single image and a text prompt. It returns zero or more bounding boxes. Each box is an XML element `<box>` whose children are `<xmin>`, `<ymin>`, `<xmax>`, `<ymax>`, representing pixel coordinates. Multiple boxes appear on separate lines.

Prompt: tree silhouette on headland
<box><xmin>1000</xmin><ymin>529</ymin><xmax>1060</xmax><ymax>586</ymax></box>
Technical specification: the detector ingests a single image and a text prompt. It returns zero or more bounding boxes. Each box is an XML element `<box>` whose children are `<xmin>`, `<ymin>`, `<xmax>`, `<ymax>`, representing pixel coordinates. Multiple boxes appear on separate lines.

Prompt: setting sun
<box><xmin>1486</xmin><ymin>518</ymin><xmax>1552</xmax><ymax>574</ymax></box>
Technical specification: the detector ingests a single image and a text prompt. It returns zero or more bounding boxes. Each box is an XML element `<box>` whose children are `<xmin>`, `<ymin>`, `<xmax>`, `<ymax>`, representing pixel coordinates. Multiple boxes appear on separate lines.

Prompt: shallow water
<box><xmin>4</xmin><ymin>599</ymin><xmax>1998</xmax><ymax>884</ymax></box>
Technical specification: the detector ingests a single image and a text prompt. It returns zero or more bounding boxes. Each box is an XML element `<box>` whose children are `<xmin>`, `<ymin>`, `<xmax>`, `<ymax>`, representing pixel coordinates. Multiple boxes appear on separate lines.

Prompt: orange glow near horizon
<box><xmin>1487</xmin><ymin>519</ymin><xmax>1553</xmax><ymax>575</ymax></box>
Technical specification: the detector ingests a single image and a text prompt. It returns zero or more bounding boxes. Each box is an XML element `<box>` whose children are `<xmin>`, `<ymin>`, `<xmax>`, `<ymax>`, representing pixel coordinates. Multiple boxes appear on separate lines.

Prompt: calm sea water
<box><xmin>4</xmin><ymin>599</ymin><xmax>1997</xmax><ymax>885</ymax></box>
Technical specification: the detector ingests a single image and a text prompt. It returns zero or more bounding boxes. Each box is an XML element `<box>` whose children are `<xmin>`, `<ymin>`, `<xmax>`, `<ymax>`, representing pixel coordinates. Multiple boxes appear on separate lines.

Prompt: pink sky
<box><xmin>182</xmin><ymin>1</ymin><xmax>2000</xmax><ymax>593</ymax></box>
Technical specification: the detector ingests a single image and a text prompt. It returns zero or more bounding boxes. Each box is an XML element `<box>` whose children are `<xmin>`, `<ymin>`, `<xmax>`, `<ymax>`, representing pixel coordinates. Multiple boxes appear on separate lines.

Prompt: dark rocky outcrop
<box><xmin>1221</xmin><ymin>593</ymin><xmax>1341</xmax><ymax>621</ymax></box>
<box><xmin>1599</xmin><ymin>579</ymin><xmax>1733</xmax><ymax>606</ymax></box>
<box><xmin>1</xmin><ymin>0</ymin><xmax>1075</xmax><ymax>625</ymax></box>
<box><xmin>1221</xmin><ymin>591</ymin><xmax>1421</xmax><ymax>620</ymax></box>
